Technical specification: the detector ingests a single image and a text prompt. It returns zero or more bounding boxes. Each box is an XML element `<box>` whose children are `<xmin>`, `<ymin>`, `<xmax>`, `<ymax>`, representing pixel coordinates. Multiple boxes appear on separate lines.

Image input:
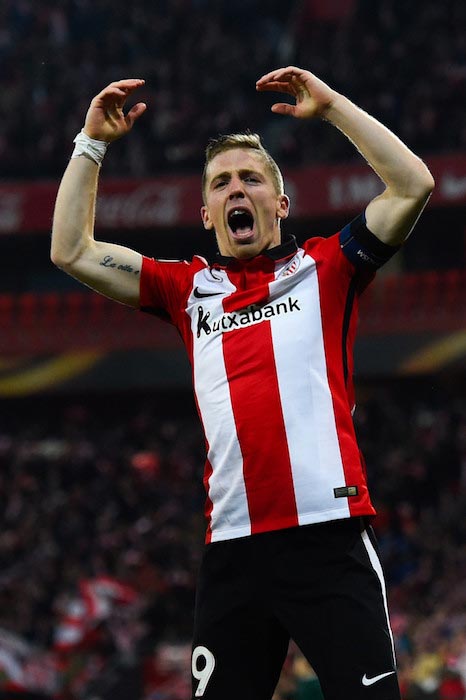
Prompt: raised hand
<box><xmin>256</xmin><ymin>66</ymin><xmax>338</xmax><ymax>120</ymax></box>
<box><xmin>83</xmin><ymin>79</ymin><xmax>147</xmax><ymax>142</ymax></box>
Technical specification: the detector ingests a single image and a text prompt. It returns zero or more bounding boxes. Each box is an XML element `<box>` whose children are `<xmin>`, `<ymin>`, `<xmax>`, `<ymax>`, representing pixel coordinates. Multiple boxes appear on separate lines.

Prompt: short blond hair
<box><xmin>202</xmin><ymin>133</ymin><xmax>284</xmax><ymax>201</ymax></box>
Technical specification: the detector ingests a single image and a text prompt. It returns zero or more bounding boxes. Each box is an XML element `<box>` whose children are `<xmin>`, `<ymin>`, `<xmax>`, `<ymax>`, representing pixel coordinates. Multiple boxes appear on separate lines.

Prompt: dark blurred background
<box><xmin>0</xmin><ymin>1</ymin><xmax>465</xmax><ymax>699</ymax></box>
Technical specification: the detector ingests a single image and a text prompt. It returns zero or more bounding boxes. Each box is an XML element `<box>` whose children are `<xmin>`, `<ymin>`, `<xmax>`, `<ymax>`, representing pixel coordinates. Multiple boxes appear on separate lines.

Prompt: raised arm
<box><xmin>51</xmin><ymin>79</ymin><xmax>147</xmax><ymax>307</ymax></box>
<box><xmin>256</xmin><ymin>66</ymin><xmax>435</xmax><ymax>246</ymax></box>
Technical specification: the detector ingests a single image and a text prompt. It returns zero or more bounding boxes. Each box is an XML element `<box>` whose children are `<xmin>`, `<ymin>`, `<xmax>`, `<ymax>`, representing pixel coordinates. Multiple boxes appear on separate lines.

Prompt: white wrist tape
<box><xmin>71</xmin><ymin>130</ymin><xmax>109</xmax><ymax>165</ymax></box>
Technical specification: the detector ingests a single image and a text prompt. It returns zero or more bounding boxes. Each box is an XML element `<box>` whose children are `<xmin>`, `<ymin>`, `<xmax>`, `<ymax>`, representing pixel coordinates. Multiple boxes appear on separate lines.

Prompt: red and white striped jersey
<box><xmin>140</xmin><ymin>226</ymin><xmax>378</xmax><ymax>543</ymax></box>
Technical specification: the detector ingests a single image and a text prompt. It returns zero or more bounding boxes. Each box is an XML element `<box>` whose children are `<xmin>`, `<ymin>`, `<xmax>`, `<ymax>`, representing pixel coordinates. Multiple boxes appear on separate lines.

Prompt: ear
<box><xmin>277</xmin><ymin>194</ymin><xmax>290</xmax><ymax>220</ymax></box>
<box><xmin>201</xmin><ymin>205</ymin><xmax>214</xmax><ymax>230</ymax></box>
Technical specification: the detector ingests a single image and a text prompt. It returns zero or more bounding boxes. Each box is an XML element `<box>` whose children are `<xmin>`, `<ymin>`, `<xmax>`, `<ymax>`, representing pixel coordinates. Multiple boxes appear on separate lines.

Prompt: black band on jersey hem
<box><xmin>340</xmin><ymin>213</ymin><xmax>401</xmax><ymax>270</ymax></box>
<box><xmin>216</xmin><ymin>233</ymin><xmax>298</xmax><ymax>266</ymax></box>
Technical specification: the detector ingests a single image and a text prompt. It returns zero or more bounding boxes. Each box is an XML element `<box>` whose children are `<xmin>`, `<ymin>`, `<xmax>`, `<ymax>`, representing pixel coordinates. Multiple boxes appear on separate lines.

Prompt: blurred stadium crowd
<box><xmin>1</xmin><ymin>0</ymin><xmax>465</xmax><ymax>179</ymax></box>
<box><xmin>0</xmin><ymin>383</ymin><xmax>464</xmax><ymax>699</ymax></box>
<box><xmin>1</xmin><ymin>0</ymin><xmax>466</xmax><ymax>699</ymax></box>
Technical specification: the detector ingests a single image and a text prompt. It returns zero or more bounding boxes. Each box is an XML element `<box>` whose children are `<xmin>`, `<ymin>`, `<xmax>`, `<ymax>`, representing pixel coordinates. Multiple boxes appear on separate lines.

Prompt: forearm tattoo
<box><xmin>99</xmin><ymin>255</ymin><xmax>140</xmax><ymax>276</ymax></box>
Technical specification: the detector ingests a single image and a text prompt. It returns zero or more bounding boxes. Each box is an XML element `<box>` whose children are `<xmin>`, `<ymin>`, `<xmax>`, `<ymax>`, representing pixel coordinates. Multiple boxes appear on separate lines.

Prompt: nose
<box><xmin>228</xmin><ymin>176</ymin><xmax>245</xmax><ymax>199</ymax></box>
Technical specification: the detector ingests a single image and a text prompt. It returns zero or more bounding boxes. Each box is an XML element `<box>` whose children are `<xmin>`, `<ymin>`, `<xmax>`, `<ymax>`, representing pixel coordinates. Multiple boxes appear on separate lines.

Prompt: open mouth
<box><xmin>227</xmin><ymin>208</ymin><xmax>255</xmax><ymax>241</ymax></box>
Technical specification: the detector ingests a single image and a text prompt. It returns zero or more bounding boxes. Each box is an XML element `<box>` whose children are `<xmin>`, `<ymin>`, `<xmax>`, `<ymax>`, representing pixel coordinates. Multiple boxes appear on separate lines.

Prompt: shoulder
<box><xmin>140</xmin><ymin>254</ymin><xmax>209</xmax><ymax>314</ymax></box>
<box><xmin>141</xmin><ymin>254</ymin><xmax>208</xmax><ymax>282</ymax></box>
<box><xmin>302</xmin><ymin>212</ymin><xmax>401</xmax><ymax>273</ymax></box>
<box><xmin>301</xmin><ymin>232</ymin><xmax>350</xmax><ymax>274</ymax></box>
<box><xmin>301</xmin><ymin>233</ymin><xmax>338</xmax><ymax>256</ymax></box>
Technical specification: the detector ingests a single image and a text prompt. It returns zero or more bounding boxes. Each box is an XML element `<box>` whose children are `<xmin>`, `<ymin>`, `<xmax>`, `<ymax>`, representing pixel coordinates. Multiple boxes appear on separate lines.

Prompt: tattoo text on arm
<box><xmin>99</xmin><ymin>255</ymin><xmax>140</xmax><ymax>276</ymax></box>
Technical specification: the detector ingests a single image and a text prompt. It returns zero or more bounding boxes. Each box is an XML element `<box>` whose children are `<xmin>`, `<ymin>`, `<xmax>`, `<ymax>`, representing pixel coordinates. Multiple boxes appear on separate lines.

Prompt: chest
<box><xmin>184</xmin><ymin>253</ymin><xmax>329</xmax><ymax>351</ymax></box>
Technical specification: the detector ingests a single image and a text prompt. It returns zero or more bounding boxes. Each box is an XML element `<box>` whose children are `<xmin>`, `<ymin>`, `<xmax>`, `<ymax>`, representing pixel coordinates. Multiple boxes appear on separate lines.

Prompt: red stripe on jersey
<box><xmin>221</xmin><ymin>320</ymin><xmax>299</xmax><ymax>534</ymax></box>
<box><xmin>314</xmin><ymin>240</ymin><xmax>374</xmax><ymax>516</ymax></box>
<box><xmin>219</xmin><ymin>258</ymin><xmax>274</xmax><ymax>313</ymax></box>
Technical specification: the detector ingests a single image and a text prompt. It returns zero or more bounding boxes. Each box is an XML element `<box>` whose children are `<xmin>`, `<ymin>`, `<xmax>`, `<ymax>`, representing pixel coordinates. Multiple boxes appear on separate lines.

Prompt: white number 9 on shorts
<box><xmin>192</xmin><ymin>645</ymin><xmax>216</xmax><ymax>697</ymax></box>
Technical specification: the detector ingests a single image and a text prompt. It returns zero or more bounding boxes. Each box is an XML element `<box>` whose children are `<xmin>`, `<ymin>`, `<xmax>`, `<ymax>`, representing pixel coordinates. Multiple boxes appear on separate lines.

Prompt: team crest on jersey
<box><xmin>280</xmin><ymin>255</ymin><xmax>301</xmax><ymax>278</ymax></box>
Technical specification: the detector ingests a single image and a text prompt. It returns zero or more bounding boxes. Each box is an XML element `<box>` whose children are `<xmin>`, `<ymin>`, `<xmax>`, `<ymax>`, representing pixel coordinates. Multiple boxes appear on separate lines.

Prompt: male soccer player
<box><xmin>51</xmin><ymin>66</ymin><xmax>434</xmax><ymax>700</ymax></box>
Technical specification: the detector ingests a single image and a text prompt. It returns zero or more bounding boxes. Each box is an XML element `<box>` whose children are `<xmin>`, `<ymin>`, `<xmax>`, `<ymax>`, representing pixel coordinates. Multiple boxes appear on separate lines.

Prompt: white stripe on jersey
<box><xmin>271</xmin><ymin>252</ymin><xmax>351</xmax><ymax>524</ymax></box>
<box><xmin>187</xmin><ymin>269</ymin><xmax>252</xmax><ymax>541</ymax></box>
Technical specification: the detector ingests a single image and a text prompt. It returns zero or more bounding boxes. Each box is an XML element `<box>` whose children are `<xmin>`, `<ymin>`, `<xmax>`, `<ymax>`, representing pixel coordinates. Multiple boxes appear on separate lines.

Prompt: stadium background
<box><xmin>0</xmin><ymin>1</ymin><xmax>465</xmax><ymax>699</ymax></box>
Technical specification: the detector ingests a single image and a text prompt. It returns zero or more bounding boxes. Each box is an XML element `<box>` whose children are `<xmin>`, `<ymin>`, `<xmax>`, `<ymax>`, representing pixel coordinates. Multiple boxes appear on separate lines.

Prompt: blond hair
<box><xmin>202</xmin><ymin>133</ymin><xmax>284</xmax><ymax>201</ymax></box>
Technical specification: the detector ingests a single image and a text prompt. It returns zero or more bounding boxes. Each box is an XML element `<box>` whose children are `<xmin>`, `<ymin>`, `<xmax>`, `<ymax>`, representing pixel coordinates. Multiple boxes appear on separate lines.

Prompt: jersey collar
<box><xmin>215</xmin><ymin>233</ymin><xmax>298</xmax><ymax>267</ymax></box>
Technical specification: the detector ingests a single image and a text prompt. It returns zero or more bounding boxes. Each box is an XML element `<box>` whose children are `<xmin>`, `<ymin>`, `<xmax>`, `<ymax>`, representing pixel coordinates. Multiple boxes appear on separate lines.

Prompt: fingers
<box><xmin>256</xmin><ymin>66</ymin><xmax>308</xmax><ymax>87</ymax></box>
<box><xmin>84</xmin><ymin>79</ymin><xmax>147</xmax><ymax>140</ymax></box>
<box><xmin>271</xmin><ymin>103</ymin><xmax>297</xmax><ymax>117</ymax></box>
<box><xmin>256</xmin><ymin>81</ymin><xmax>298</xmax><ymax>96</ymax></box>
<box><xmin>94</xmin><ymin>80</ymin><xmax>146</xmax><ymax>122</ymax></box>
<box><xmin>125</xmin><ymin>102</ymin><xmax>147</xmax><ymax>129</ymax></box>
<box><xmin>94</xmin><ymin>79</ymin><xmax>145</xmax><ymax>104</ymax></box>
<box><xmin>256</xmin><ymin>70</ymin><xmax>305</xmax><ymax>118</ymax></box>
<box><xmin>107</xmin><ymin>78</ymin><xmax>145</xmax><ymax>91</ymax></box>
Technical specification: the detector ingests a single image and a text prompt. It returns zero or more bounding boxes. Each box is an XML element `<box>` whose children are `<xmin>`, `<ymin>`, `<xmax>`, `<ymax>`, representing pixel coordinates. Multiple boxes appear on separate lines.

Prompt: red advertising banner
<box><xmin>1</xmin><ymin>153</ymin><xmax>465</xmax><ymax>235</ymax></box>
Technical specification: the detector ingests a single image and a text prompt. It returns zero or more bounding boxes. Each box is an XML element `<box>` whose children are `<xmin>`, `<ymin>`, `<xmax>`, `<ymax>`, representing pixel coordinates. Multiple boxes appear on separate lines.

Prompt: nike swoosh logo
<box><xmin>362</xmin><ymin>671</ymin><xmax>396</xmax><ymax>687</ymax></box>
<box><xmin>193</xmin><ymin>287</ymin><xmax>223</xmax><ymax>299</ymax></box>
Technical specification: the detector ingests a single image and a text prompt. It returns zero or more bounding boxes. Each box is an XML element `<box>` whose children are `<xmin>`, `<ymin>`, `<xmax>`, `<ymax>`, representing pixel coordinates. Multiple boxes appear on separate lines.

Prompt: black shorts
<box><xmin>191</xmin><ymin>518</ymin><xmax>401</xmax><ymax>700</ymax></box>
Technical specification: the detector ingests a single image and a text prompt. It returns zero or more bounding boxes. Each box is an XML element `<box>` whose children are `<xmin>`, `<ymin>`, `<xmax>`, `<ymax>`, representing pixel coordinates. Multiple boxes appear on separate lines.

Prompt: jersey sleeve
<box><xmin>139</xmin><ymin>256</ymin><xmax>193</xmax><ymax>325</ymax></box>
<box><xmin>302</xmin><ymin>211</ymin><xmax>401</xmax><ymax>295</ymax></box>
<box><xmin>339</xmin><ymin>212</ymin><xmax>401</xmax><ymax>271</ymax></box>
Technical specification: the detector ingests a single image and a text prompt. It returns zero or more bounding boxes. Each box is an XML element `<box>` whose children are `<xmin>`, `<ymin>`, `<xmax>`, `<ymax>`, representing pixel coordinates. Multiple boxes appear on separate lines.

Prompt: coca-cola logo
<box><xmin>0</xmin><ymin>192</ymin><xmax>23</xmax><ymax>233</ymax></box>
<box><xmin>96</xmin><ymin>183</ymin><xmax>184</xmax><ymax>228</ymax></box>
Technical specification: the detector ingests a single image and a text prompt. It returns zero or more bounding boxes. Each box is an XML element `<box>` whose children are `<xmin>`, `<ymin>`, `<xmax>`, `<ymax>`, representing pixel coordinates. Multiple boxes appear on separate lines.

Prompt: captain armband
<box><xmin>339</xmin><ymin>213</ymin><xmax>401</xmax><ymax>270</ymax></box>
<box><xmin>71</xmin><ymin>130</ymin><xmax>109</xmax><ymax>166</ymax></box>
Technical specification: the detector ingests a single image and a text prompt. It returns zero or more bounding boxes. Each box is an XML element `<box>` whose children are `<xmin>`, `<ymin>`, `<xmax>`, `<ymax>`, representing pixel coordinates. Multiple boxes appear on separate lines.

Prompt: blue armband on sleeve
<box><xmin>339</xmin><ymin>213</ymin><xmax>401</xmax><ymax>270</ymax></box>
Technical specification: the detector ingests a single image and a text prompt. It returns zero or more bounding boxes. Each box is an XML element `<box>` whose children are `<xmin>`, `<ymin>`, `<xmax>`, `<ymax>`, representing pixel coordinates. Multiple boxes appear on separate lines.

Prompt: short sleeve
<box><xmin>139</xmin><ymin>256</ymin><xmax>192</xmax><ymax>324</ymax></box>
